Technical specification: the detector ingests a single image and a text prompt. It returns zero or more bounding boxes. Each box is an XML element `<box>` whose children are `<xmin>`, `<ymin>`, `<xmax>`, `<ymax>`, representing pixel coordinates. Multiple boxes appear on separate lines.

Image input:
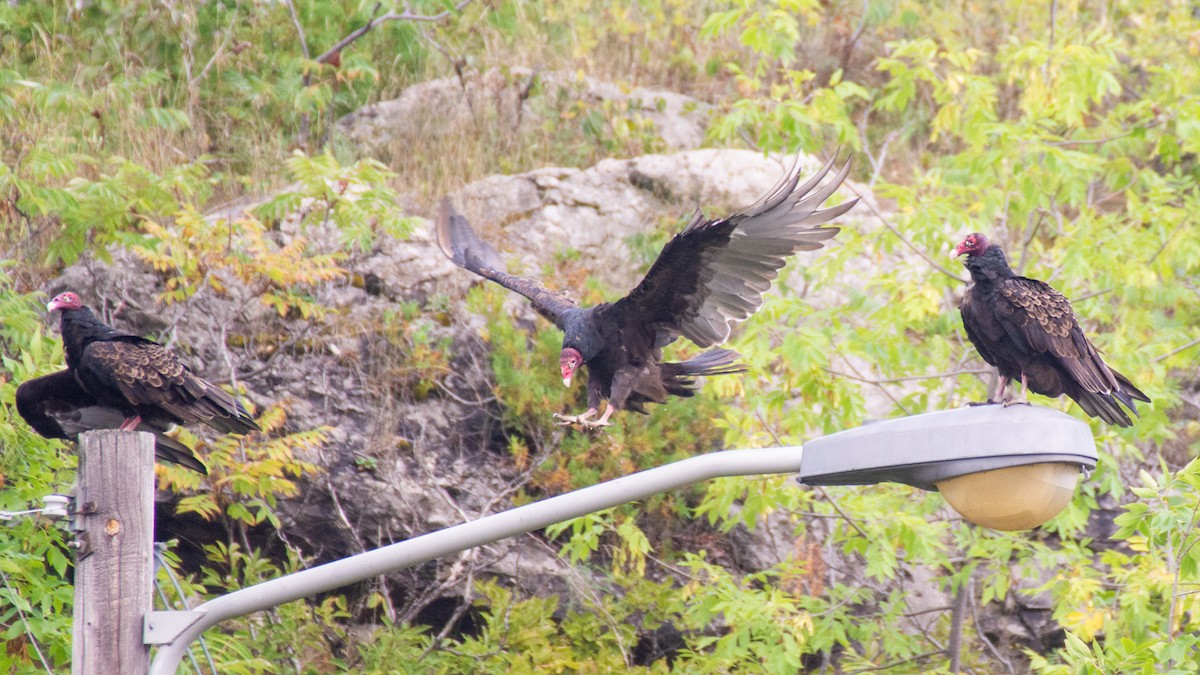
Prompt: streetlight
<box><xmin>799</xmin><ymin>404</ymin><xmax>1097</xmax><ymax>530</ymax></box>
<box><xmin>145</xmin><ymin>404</ymin><xmax>1096</xmax><ymax>672</ymax></box>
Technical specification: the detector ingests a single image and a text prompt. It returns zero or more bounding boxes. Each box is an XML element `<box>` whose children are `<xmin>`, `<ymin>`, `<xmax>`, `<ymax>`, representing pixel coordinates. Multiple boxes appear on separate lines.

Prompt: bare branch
<box><xmin>191</xmin><ymin>12</ymin><xmax>239</xmax><ymax>85</ymax></box>
<box><xmin>847</xmin><ymin>650</ymin><xmax>946</xmax><ymax>674</ymax></box>
<box><xmin>285</xmin><ymin>0</ymin><xmax>310</xmax><ymax>59</ymax></box>
<box><xmin>1147</xmin><ymin>217</ymin><xmax>1189</xmax><ymax>265</ymax></box>
<box><xmin>825</xmin><ymin>367</ymin><xmax>991</xmax><ymax>385</ymax></box>
<box><xmin>314</xmin><ymin>0</ymin><xmax>474</xmax><ymax>64</ymax></box>
<box><xmin>843</xmin><ymin>183</ymin><xmax>967</xmax><ymax>283</ymax></box>
<box><xmin>1157</xmin><ymin>336</ymin><xmax>1200</xmax><ymax>363</ymax></box>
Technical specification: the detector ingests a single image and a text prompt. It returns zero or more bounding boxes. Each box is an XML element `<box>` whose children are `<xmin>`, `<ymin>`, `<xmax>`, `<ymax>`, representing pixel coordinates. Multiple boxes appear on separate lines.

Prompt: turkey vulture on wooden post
<box><xmin>33</xmin><ymin>291</ymin><xmax>260</xmax><ymax>459</ymax></box>
<box><xmin>954</xmin><ymin>233</ymin><xmax>1150</xmax><ymax>427</ymax></box>
<box><xmin>439</xmin><ymin>155</ymin><xmax>858</xmax><ymax>428</ymax></box>
<box><xmin>16</xmin><ymin>370</ymin><xmax>208</xmax><ymax>473</ymax></box>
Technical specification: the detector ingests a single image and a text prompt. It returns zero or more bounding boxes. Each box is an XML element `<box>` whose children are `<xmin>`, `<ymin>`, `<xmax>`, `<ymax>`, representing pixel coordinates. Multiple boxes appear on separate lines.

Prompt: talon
<box><xmin>1001</xmin><ymin>399</ymin><xmax>1032</xmax><ymax>408</ymax></box>
<box><xmin>553</xmin><ymin>408</ymin><xmax>599</xmax><ymax>427</ymax></box>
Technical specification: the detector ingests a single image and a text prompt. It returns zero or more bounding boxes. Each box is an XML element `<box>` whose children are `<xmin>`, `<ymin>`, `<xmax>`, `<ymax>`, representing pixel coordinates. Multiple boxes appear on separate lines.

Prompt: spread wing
<box><xmin>436</xmin><ymin>198</ymin><xmax>577</xmax><ymax>328</ymax></box>
<box><xmin>80</xmin><ymin>339</ymin><xmax>258</xmax><ymax>435</ymax></box>
<box><xmin>613</xmin><ymin>154</ymin><xmax>857</xmax><ymax>348</ymax></box>
<box><xmin>995</xmin><ymin>277</ymin><xmax>1136</xmax><ymax>399</ymax></box>
<box><xmin>16</xmin><ymin>369</ymin><xmax>208</xmax><ymax>473</ymax></box>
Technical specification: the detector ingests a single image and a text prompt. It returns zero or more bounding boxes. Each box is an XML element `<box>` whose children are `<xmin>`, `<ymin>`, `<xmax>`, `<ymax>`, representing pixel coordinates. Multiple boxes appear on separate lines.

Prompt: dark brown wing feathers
<box><xmin>618</xmin><ymin>154</ymin><xmax>856</xmax><ymax>348</ymax></box>
<box><xmin>996</xmin><ymin>279</ymin><xmax>1125</xmax><ymax>396</ymax></box>
<box><xmin>82</xmin><ymin>340</ymin><xmax>258</xmax><ymax>434</ymax></box>
<box><xmin>16</xmin><ymin>369</ymin><xmax>208</xmax><ymax>473</ymax></box>
<box><xmin>436</xmin><ymin>198</ymin><xmax>577</xmax><ymax>326</ymax></box>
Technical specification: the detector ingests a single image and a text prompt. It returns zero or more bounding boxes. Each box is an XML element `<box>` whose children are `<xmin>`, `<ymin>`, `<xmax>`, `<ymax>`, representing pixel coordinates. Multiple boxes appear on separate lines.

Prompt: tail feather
<box><xmin>1070</xmin><ymin>389</ymin><xmax>1134</xmax><ymax>427</ymax></box>
<box><xmin>151</xmin><ymin>433</ymin><xmax>209</xmax><ymax>474</ymax></box>
<box><xmin>1112</xmin><ymin>368</ymin><xmax>1151</xmax><ymax>407</ymax></box>
<box><xmin>661</xmin><ymin>348</ymin><xmax>746</xmax><ymax>397</ymax></box>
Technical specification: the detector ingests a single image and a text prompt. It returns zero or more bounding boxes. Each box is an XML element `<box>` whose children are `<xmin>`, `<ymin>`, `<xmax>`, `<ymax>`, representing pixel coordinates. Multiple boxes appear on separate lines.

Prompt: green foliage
<box><xmin>2</xmin><ymin>0</ymin><xmax>1199</xmax><ymax>671</ymax></box>
<box><xmin>0</xmin><ymin>284</ymin><xmax>78</xmax><ymax>671</ymax></box>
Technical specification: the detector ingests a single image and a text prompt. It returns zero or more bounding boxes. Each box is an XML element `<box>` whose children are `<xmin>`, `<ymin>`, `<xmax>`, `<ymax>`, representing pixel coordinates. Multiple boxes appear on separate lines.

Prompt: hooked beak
<box><xmin>563</xmin><ymin>374</ymin><xmax>573</xmax><ymax>388</ymax></box>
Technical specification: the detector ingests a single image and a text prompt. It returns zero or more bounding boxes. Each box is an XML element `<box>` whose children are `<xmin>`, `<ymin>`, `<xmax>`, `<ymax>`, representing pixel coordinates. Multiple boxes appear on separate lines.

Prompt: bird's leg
<box><xmin>582</xmin><ymin>404</ymin><xmax>616</xmax><ymax>429</ymax></box>
<box><xmin>1002</xmin><ymin>373</ymin><xmax>1032</xmax><ymax>407</ymax></box>
<box><xmin>118</xmin><ymin>415</ymin><xmax>142</xmax><ymax>431</ymax></box>
<box><xmin>554</xmin><ymin>408</ymin><xmax>597</xmax><ymax>426</ymax></box>
<box><xmin>967</xmin><ymin>373</ymin><xmax>1006</xmax><ymax>407</ymax></box>
<box><xmin>994</xmin><ymin>375</ymin><xmax>1010</xmax><ymax>404</ymax></box>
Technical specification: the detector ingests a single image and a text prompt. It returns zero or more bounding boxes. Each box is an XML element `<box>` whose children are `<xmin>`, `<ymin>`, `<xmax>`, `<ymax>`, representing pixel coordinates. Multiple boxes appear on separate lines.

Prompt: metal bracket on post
<box><xmin>144</xmin><ymin>611</ymin><xmax>206</xmax><ymax>645</ymax></box>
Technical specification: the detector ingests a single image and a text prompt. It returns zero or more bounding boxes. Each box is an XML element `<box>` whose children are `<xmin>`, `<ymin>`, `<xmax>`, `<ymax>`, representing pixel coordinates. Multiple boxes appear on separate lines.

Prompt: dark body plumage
<box><xmin>439</xmin><ymin>155</ymin><xmax>858</xmax><ymax>426</ymax></box>
<box><xmin>37</xmin><ymin>292</ymin><xmax>259</xmax><ymax>457</ymax></box>
<box><xmin>955</xmin><ymin>234</ymin><xmax>1150</xmax><ymax>427</ymax></box>
<box><xmin>16</xmin><ymin>370</ymin><xmax>208</xmax><ymax>473</ymax></box>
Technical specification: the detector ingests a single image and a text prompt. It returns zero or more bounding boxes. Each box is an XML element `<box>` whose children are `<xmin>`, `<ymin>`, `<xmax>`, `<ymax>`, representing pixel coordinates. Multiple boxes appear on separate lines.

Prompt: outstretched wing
<box><xmin>80</xmin><ymin>339</ymin><xmax>258</xmax><ymax>435</ymax></box>
<box><xmin>436</xmin><ymin>198</ymin><xmax>578</xmax><ymax>328</ymax></box>
<box><xmin>613</xmin><ymin>154</ymin><xmax>857</xmax><ymax>348</ymax></box>
<box><xmin>995</xmin><ymin>277</ymin><xmax>1127</xmax><ymax>398</ymax></box>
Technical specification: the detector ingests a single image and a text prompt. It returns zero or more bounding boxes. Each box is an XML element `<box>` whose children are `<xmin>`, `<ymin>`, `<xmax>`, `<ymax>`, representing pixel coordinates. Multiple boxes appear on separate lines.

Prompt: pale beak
<box><xmin>563</xmin><ymin>375</ymin><xmax>573</xmax><ymax>387</ymax></box>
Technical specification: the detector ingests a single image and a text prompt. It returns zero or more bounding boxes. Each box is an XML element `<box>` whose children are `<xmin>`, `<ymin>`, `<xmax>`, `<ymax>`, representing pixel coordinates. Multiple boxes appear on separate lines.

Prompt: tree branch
<box><xmin>824</xmin><ymin>367</ymin><xmax>991</xmax><ymax>385</ymax></box>
<box><xmin>285</xmin><ymin>0</ymin><xmax>310</xmax><ymax>59</ymax></box>
<box><xmin>947</xmin><ymin>568</ymin><xmax>969</xmax><ymax>673</ymax></box>
<box><xmin>314</xmin><ymin>0</ymin><xmax>474</xmax><ymax>64</ymax></box>
<box><xmin>844</xmin><ymin>183</ymin><xmax>967</xmax><ymax>282</ymax></box>
<box><xmin>1156</xmin><ymin>336</ymin><xmax>1200</xmax><ymax>363</ymax></box>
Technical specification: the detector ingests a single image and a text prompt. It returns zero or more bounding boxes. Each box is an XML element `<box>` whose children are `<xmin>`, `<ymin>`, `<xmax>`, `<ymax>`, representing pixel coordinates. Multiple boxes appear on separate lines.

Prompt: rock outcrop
<box><xmin>336</xmin><ymin>66</ymin><xmax>711</xmax><ymax>156</ymax></box>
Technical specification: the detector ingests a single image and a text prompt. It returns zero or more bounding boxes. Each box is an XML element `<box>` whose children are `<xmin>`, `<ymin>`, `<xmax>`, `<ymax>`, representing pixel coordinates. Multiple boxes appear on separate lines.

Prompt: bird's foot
<box><xmin>965</xmin><ymin>400</ymin><xmax>1001</xmax><ymax>407</ymax></box>
<box><xmin>1001</xmin><ymin>397</ymin><xmax>1031</xmax><ymax>408</ymax></box>
<box><xmin>553</xmin><ymin>411</ymin><xmax>596</xmax><ymax>427</ymax></box>
<box><xmin>553</xmin><ymin>407</ymin><xmax>614</xmax><ymax>431</ymax></box>
<box><xmin>118</xmin><ymin>415</ymin><xmax>142</xmax><ymax>431</ymax></box>
<box><xmin>579</xmin><ymin>418</ymin><xmax>613</xmax><ymax>430</ymax></box>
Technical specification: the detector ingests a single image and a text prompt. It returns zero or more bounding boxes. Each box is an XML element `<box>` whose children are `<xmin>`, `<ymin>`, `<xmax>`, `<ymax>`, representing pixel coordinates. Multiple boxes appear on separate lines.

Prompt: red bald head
<box><xmin>47</xmin><ymin>292</ymin><xmax>83</xmax><ymax>312</ymax></box>
<box><xmin>953</xmin><ymin>233</ymin><xmax>991</xmax><ymax>257</ymax></box>
<box><xmin>560</xmin><ymin>348</ymin><xmax>583</xmax><ymax>387</ymax></box>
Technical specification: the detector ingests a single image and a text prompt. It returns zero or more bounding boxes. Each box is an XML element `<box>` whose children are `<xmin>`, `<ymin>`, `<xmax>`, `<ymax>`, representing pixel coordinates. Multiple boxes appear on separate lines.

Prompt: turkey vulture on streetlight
<box><xmin>38</xmin><ymin>291</ymin><xmax>259</xmax><ymax>448</ymax></box>
<box><xmin>16</xmin><ymin>370</ymin><xmax>208</xmax><ymax>473</ymax></box>
<box><xmin>439</xmin><ymin>155</ymin><xmax>858</xmax><ymax>428</ymax></box>
<box><xmin>954</xmin><ymin>233</ymin><xmax>1150</xmax><ymax>427</ymax></box>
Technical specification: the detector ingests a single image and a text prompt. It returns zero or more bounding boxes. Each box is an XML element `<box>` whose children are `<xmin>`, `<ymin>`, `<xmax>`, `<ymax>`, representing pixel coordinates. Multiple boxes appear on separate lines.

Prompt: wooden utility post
<box><xmin>72</xmin><ymin>430</ymin><xmax>155</xmax><ymax>675</ymax></box>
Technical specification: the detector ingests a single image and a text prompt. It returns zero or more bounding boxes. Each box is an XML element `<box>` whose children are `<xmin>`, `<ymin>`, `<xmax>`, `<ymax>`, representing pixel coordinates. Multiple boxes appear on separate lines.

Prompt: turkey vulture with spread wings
<box><xmin>17</xmin><ymin>370</ymin><xmax>208</xmax><ymax>473</ymax></box>
<box><xmin>954</xmin><ymin>233</ymin><xmax>1150</xmax><ymax>427</ymax></box>
<box><xmin>439</xmin><ymin>155</ymin><xmax>858</xmax><ymax>428</ymax></box>
<box><xmin>42</xmin><ymin>291</ymin><xmax>259</xmax><ymax>444</ymax></box>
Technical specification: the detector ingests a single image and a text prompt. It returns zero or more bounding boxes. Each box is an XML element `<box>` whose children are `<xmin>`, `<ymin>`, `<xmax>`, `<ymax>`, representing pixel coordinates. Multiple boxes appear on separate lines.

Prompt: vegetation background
<box><xmin>1</xmin><ymin>0</ymin><xmax>1198</xmax><ymax>672</ymax></box>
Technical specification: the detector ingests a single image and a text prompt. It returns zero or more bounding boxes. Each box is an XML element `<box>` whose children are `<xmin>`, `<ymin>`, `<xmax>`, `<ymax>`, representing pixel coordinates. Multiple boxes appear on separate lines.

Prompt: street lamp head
<box><xmin>798</xmin><ymin>405</ymin><xmax>1097</xmax><ymax>530</ymax></box>
<box><xmin>935</xmin><ymin>462</ymin><xmax>1082</xmax><ymax>530</ymax></box>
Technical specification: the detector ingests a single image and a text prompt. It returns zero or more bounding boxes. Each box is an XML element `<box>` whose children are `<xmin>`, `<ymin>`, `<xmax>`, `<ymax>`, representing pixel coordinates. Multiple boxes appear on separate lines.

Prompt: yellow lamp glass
<box><xmin>936</xmin><ymin>462</ymin><xmax>1081</xmax><ymax>531</ymax></box>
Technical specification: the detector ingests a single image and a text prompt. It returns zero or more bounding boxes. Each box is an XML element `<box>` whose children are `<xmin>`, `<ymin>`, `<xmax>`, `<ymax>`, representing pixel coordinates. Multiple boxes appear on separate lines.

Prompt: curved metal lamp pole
<box><xmin>146</xmin><ymin>445</ymin><xmax>807</xmax><ymax>674</ymax></box>
<box><xmin>145</xmin><ymin>404</ymin><xmax>1097</xmax><ymax>674</ymax></box>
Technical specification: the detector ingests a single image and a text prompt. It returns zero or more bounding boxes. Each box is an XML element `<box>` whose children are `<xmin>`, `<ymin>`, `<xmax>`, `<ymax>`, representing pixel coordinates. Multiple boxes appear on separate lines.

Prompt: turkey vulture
<box><xmin>43</xmin><ymin>291</ymin><xmax>259</xmax><ymax>443</ymax></box>
<box><xmin>438</xmin><ymin>155</ymin><xmax>858</xmax><ymax>428</ymax></box>
<box><xmin>954</xmin><ymin>233</ymin><xmax>1150</xmax><ymax>427</ymax></box>
<box><xmin>16</xmin><ymin>370</ymin><xmax>208</xmax><ymax>473</ymax></box>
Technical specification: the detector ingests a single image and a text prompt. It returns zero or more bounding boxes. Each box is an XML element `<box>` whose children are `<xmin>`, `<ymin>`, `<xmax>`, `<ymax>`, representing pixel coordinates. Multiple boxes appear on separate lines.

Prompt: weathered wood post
<box><xmin>72</xmin><ymin>430</ymin><xmax>155</xmax><ymax>675</ymax></box>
